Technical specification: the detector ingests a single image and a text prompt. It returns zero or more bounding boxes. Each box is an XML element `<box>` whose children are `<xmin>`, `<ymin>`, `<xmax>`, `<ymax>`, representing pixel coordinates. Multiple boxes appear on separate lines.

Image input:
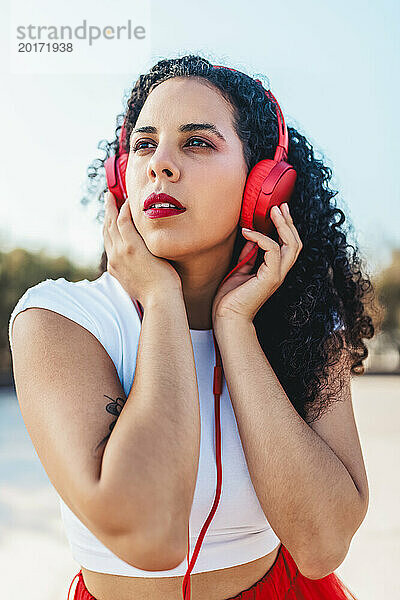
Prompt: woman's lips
<box><xmin>144</xmin><ymin>207</ymin><xmax>186</xmax><ymax>218</ymax></box>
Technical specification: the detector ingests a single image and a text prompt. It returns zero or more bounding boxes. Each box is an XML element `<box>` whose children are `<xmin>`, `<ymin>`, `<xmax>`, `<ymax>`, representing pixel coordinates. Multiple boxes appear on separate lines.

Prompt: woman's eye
<box><xmin>132</xmin><ymin>137</ymin><xmax>212</xmax><ymax>152</ymax></box>
<box><xmin>186</xmin><ymin>138</ymin><xmax>211</xmax><ymax>148</ymax></box>
<box><xmin>132</xmin><ymin>141</ymin><xmax>154</xmax><ymax>151</ymax></box>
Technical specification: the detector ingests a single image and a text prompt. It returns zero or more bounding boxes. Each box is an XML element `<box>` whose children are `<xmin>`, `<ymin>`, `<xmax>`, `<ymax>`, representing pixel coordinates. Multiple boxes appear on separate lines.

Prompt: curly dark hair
<box><xmin>82</xmin><ymin>54</ymin><xmax>382</xmax><ymax>424</ymax></box>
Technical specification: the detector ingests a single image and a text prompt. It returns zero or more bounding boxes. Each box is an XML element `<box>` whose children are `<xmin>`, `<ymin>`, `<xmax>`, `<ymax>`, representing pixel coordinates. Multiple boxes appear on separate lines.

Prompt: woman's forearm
<box><xmin>213</xmin><ymin>316</ymin><xmax>364</xmax><ymax>576</ymax></box>
<box><xmin>98</xmin><ymin>288</ymin><xmax>200</xmax><ymax>556</ymax></box>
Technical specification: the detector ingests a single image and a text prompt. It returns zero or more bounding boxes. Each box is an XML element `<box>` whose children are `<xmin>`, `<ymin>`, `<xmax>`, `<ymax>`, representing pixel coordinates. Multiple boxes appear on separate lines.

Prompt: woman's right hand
<box><xmin>102</xmin><ymin>191</ymin><xmax>182</xmax><ymax>305</ymax></box>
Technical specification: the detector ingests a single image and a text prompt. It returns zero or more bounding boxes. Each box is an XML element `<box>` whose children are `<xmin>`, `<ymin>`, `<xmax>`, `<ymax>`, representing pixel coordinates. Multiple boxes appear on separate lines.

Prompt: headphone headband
<box><xmin>212</xmin><ymin>65</ymin><xmax>288</xmax><ymax>162</ymax></box>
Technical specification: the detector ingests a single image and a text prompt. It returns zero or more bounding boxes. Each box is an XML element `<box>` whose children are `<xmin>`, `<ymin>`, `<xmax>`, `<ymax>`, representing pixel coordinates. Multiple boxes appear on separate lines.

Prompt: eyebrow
<box><xmin>131</xmin><ymin>122</ymin><xmax>227</xmax><ymax>142</ymax></box>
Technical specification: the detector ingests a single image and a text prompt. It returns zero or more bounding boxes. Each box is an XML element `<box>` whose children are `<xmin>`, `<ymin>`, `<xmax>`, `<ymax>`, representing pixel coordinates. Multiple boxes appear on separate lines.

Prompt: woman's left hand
<box><xmin>212</xmin><ymin>202</ymin><xmax>303</xmax><ymax>325</ymax></box>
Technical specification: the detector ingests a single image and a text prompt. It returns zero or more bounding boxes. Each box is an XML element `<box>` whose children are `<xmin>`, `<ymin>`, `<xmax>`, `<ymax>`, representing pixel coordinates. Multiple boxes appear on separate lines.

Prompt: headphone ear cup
<box><xmin>104</xmin><ymin>153</ymin><xmax>128</xmax><ymax>211</ymax></box>
<box><xmin>240</xmin><ymin>159</ymin><xmax>297</xmax><ymax>235</ymax></box>
<box><xmin>240</xmin><ymin>160</ymin><xmax>277</xmax><ymax>232</ymax></box>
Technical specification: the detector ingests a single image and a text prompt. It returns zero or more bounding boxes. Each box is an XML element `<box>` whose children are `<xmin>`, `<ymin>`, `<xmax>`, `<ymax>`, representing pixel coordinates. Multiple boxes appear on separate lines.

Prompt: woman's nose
<box><xmin>147</xmin><ymin>147</ymin><xmax>180</xmax><ymax>182</ymax></box>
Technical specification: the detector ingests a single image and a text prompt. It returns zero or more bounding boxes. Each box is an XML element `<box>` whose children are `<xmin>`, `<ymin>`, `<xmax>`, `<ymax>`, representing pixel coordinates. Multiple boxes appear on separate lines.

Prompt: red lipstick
<box><xmin>143</xmin><ymin>192</ymin><xmax>185</xmax><ymax>211</ymax></box>
<box><xmin>143</xmin><ymin>192</ymin><xmax>186</xmax><ymax>219</ymax></box>
<box><xmin>145</xmin><ymin>207</ymin><xmax>186</xmax><ymax>218</ymax></box>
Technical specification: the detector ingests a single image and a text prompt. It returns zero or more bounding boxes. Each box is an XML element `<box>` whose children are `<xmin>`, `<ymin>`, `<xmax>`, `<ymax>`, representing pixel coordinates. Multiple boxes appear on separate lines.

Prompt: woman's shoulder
<box><xmin>8</xmin><ymin>272</ymin><xmax>134</xmax><ymax>352</ymax></box>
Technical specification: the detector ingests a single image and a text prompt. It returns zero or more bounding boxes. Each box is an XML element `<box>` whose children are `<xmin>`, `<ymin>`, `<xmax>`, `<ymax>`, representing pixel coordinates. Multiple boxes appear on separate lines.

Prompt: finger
<box><xmin>270</xmin><ymin>205</ymin><xmax>297</xmax><ymax>247</ymax></box>
<box><xmin>270</xmin><ymin>206</ymin><xmax>299</xmax><ymax>271</ymax></box>
<box><xmin>280</xmin><ymin>203</ymin><xmax>303</xmax><ymax>251</ymax></box>
<box><xmin>116</xmin><ymin>199</ymin><xmax>138</xmax><ymax>240</ymax></box>
<box><xmin>277</xmin><ymin>203</ymin><xmax>303</xmax><ymax>270</ymax></box>
<box><xmin>242</xmin><ymin>228</ymin><xmax>280</xmax><ymax>254</ymax></box>
<box><xmin>104</xmin><ymin>191</ymin><xmax>115</xmax><ymax>225</ymax></box>
<box><xmin>104</xmin><ymin>190</ymin><xmax>117</xmax><ymax>213</ymax></box>
<box><xmin>103</xmin><ymin>193</ymin><xmax>112</xmax><ymax>229</ymax></box>
<box><xmin>115</xmin><ymin>198</ymin><xmax>130</xmax><ymax>222</ymax></box>
<box><xmin>105</xmin><ymin>192</ymin><xmax>123</xmax><ymax>244</ymax></box>
<box><xmin>103</xmin><ymin>221</ymin><xmax>113</xmax><ymax>251</ymax></box>
<box><xmin>242</xmin><ymin>229</ymin><xmax>282</xmax><ymax>275</ymax></box>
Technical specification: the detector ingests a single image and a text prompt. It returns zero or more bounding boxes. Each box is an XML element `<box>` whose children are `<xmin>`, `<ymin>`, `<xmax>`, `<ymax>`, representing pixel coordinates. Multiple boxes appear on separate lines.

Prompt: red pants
<box><xmin>67</xmin><ymin>544</ymin><xmax>358</xmax><ymax>599</ymax></box>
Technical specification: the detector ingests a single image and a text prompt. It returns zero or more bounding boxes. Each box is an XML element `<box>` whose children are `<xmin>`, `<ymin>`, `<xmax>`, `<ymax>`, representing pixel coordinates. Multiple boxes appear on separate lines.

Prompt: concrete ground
<box><xmin>0</xmin><ymin>375</ymin><xmax>398</xmax><ymax>599</ymax></box>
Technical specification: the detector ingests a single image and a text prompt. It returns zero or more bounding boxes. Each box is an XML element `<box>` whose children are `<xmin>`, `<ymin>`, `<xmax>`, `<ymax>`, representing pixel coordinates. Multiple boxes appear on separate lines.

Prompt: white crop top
<box><xmin>9</xmin><ymin>270</ymin><xmax>333</xmax><ymax>577</ymax></box>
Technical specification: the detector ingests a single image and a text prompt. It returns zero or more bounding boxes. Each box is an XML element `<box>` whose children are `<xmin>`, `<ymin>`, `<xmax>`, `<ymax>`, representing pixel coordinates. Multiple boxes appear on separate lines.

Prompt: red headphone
<box><xmin>104</xmin><ymin>66</ymin><xmax>296</xmax><ymax>236</ymax></box>
<box><xmin>104</xmin><ymin>65</ymin><xmax>297</xmax><ymax>600</ymax></box>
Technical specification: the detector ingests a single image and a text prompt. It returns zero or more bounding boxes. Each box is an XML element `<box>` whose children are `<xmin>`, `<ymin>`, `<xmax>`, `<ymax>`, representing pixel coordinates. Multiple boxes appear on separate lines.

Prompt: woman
<box><xmin>9</xmin><ymin>55</ymin><xmax>379</xmax><ymax>599</ymax></box>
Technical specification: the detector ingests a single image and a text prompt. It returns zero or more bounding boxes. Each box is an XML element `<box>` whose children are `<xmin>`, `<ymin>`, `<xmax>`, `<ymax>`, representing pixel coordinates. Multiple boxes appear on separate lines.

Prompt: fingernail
<box><xmin>242</xmin><ymin>228</ymin><xmax>252</xmax><ymax>233</ymax></box>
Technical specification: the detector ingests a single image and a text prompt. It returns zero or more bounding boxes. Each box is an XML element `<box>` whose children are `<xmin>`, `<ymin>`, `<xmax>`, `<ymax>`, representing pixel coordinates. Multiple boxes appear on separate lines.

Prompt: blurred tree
<box><xmin>0</xmin><ymin>248</ymin><xmax>98</xmax><ymax>378</ymax></box>
<box><xmin>374</xmin><ymin>248</ymin><xmax>400</xmax><ymax>369</ymax></box>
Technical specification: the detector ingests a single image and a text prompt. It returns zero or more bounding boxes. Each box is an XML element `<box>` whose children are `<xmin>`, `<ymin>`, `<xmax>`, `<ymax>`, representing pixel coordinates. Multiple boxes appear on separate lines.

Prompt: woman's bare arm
<box><xmin>96</xmin><ymin>289</ymin><xmax>201</xmax><ymax>567</ymax></box>
<box><xmin>10</xmin><ymin>286</ymin><xmax>200</xmax><ymax>571</ymax></box>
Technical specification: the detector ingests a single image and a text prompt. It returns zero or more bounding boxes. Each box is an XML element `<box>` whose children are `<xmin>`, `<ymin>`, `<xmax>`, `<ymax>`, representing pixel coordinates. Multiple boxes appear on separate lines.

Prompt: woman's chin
<box><xmin>143</xmin><ymin>242</ymin><xmax>184</xmax><ymax>261</ymax></box>
<box><xmin>143</xmin><ymin>234</ymin><xmax>194</xmax><ymax>260</ymax></box>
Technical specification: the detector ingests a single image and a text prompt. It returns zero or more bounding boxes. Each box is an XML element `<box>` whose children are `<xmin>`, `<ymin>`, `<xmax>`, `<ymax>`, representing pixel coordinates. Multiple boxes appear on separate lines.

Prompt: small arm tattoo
<box><xmin>94</xmin><ymin>394</ymin><xmax>127</xmax><ymax>453</ymax></box>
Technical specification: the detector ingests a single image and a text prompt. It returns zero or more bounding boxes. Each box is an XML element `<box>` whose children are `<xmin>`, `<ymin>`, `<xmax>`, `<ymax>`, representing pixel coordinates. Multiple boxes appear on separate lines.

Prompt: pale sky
<box><xmin>2</xmin><ymin>0</ymin><xmax>399</xmax><ymax>275</ymax></box>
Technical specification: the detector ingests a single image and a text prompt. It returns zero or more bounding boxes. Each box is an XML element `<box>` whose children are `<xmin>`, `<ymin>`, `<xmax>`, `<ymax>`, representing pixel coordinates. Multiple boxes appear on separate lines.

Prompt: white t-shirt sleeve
<box><xmin>8</xmin><ymin>278</ymin><xmax>102</xmax><ymax>354</ymax></box>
